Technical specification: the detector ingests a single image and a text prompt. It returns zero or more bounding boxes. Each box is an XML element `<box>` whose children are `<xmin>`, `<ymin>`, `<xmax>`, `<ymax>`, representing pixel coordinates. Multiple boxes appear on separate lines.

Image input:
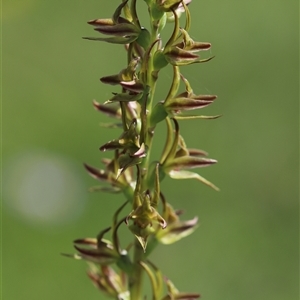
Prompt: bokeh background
<box><xmin>3</xmin><ymin>1</ymin><xmax>299</xmax><ymax>299</ymax></box>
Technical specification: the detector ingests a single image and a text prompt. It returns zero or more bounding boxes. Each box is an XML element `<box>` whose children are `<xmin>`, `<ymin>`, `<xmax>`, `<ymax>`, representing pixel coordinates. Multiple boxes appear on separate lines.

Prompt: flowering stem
<box><xmin>68</xmin><ymin>1</ymin><xmax>219</xmax><ymax>299</ymax></box>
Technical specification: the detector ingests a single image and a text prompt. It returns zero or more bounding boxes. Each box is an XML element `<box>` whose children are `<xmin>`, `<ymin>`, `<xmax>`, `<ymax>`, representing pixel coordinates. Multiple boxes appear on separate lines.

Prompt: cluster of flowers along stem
<box><xmin>64</xmin><ymin>0</ymin><xmax>220</xmax><ymax>299</ymax></box>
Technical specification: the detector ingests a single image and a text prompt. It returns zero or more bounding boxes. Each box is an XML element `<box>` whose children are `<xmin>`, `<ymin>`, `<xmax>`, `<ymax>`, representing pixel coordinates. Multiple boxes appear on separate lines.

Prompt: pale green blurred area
<box><xmin>2</xmin><ymin>0</ymin><xmax>299</xmax><ymax>299</ymax></box>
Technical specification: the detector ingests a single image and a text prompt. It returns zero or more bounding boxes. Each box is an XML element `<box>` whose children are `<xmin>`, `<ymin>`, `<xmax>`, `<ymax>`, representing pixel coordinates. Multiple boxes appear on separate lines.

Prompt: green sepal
<box><xmin>149</xmin><ymin>3</ymin><xmax>166</xmax><ymax>20</ymax></box>
<box><xmin>136</xmin><ymin>27</ymin><xmax>151</xmax><ymax>49</ymax></box>
<box><xmin>162</xmin><ymin>118</ymin><xmax>180</xmax><ymax>165</ymax></box>
<box><xmin>149</xmin><ymin>102</ymin><xmax>168</xmax><ymax>127</ymax></box>
<box><xmin>153</xmin><ymin>50</ymin><xmax>169</xmax><ymax>71</ymax></box>
<box><xmin>146</xmin><ymin>161</ymin><xmax>166</xmax><ymax>190</ymax></box>
<box><xmin>157</xmin><ymin>12</ymin><xmax>167</xmax><ymax>32</ymax></box>
<box><xmin>183</xmin><ymin>0</ymin><xmax>191</xmax><ymax>31</ymax></box>
<box><xmin>116</xmin><ymin>251</ymin><xmax>134</xmax><ymax>274</ymax></box>
<box><xmin>128</xmin><ymin>223</ymin><xmax>155</xmax><ymax>251</ymax></box>
<box><xmin>140</xmin><ymin>40</ymin><xmax>160</xmax><ymax>84</ymax></box>
<box><xmin>164</xmin><ymin>66</ymin><xmax>181</xmax><ymax>104</ymax></box>
<box><xmin>159</xmin><ymin>117</ymin><xmax>173</xmax><ymax>164</ymax></box>
<box><xmin>164</xmin><ymin>48</ymin><xmax>200</xmax><ymax>65</ymax></box>
<box><xmin>122</xmin><ymin>0</ymin><xmax>132</xmax><ymax>22</ymax></box>
<box><xmin>112</xmin><ymin>0</ymin><xmax>129</xmax><ymax>24</ymax></box>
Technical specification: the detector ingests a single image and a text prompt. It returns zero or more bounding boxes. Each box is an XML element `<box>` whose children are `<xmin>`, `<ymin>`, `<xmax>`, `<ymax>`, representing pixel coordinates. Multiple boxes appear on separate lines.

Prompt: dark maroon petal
<box><xmin>84</xmin><ymin>163</ymin><xmax>109</xmax><ymax>181</ymax></box>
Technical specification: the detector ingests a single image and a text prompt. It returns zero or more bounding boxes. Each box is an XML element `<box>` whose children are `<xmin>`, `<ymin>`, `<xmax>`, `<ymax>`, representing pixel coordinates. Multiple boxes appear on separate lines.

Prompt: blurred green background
<box><xmin>3</xmin><ymin>0</ymin><xmax>299</xmax><ymax>299</ymax></box>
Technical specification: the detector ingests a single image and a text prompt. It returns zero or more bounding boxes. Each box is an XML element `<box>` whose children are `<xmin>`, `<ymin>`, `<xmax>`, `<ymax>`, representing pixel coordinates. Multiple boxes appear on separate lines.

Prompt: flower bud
<box><xmin>73</xmin><ymin>236</ymin><xmax>119</xmax><ymax>265</ymax></box>
<box><xmin>160</xmin><ymin>118</ymin><xmax>219</xmax><ymax>190</ymax></box>
<box><xmin>83</xmin><ymin>1</ymin><xmax>141</xmax><ymax>44</ymax></box>
<box><xmin>126</xmin><ymin>192</ymin><xmax>167</xmax><ymax>251</ymax></box>
<box><xmin>87</xmin><ymin>265</ymin><xmax>129</xmax><ymax>299</ymax></box>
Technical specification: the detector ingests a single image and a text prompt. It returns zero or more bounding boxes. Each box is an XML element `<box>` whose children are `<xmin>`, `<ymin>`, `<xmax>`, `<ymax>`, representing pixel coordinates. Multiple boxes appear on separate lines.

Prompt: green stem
<box><xmin>129</xmin><ymin>239</ymin><xmax>145</xmax><ymax>299</ymax></box>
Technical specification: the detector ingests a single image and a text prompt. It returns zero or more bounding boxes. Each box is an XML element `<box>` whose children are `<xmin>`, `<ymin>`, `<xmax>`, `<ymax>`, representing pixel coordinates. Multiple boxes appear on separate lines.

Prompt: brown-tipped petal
<box><xmin>174</xmin><ymin>114</ymin><xmax>222</xmax><ymax>120</ymax></box>
<box><xmin>175</xmin><ymin>41</ymin><xmax>211</xmax><ymax>52</ymax></box>
<box><xmin>93</xmin><ymin>100</ymin><xmax>121</xmax><ymax>118</ymax></box>
<box><xmin>156</xmin><ymin>217</ymin><xmax>198</xmax><ymax>245</ymax></box>
<box><xmin>165</xmin><ymin>156</ymin><xmax>217</xmax><ymax>170</ymax></box>
<box><xmin>93</xmin><ymin>23</ymin><xmax>140</xmax><ymax>37</ymax></box>
<box><xmin>84</xmin><ymin>163</ymin><xmax>109</xmax><ymax>182</ymax></box>
<box><xmin>120</xmin><ymin>80</ymin><xmax>145</xmax><ymax>93</ymax></box>
<box><xmin>187</xmin><ymin>148</ymin><xmax>209</xmax><ymax>157</ymax></box>
<box><xmin>87</xmin><ymin>16</ymin><xmax>130</xmax><ymax>26</ymax></box>
<box><xmin>164</xmin><ymin>48</ymin><xmax>200</xmax><ymax>66</ymax></box>
<box><xmin>169</xmin><ymin>217</ymin><xmax>198</xmax><ymax>234</ymax></box>
<box><xmin>175</xmin><ymin>293</ymin><xmax>201</xmax><ymax>299</ymax></box>
<box><xmin>100</xmin><ymin>140</ymin><xmax>122</xmax><ymax>152</ymax></box>
<box><xmin>191</xmin><ymin>94</ymin><xmax>217</xmax><ymax>101</ymax></box>
<box><xmin>100</xmin><ymin>74</ymin><xmax>121</xmax><ymax>85</ymax></box>
<box><xmin>165</xmin><ymin>98</ymin><xmax>214</xmax><ymax>111</ymax></box>
<box><xmin>188</xmin><ymin>41</ymin><xmax>211</xmax><ymax>51</ymax></box>
<box><xmin>74</xmin><ymin>245</ymin><xmax>118</xmax><ymax>264</ymax></box>
<box><xmin>88</xmin><ymin>18</ymin><xmax>114</xmax><ymax>26</ymax></box>
<box><xmin>73</xmin><ymin>238</ymin><xmax>98</xmax><ymax>247</ymax></box>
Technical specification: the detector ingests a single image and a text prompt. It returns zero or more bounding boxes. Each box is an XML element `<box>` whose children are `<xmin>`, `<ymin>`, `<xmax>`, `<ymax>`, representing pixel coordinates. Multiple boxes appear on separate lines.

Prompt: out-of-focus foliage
<box><xmin>3</xmin><ymin>1</ymin><xmax>298</xmax><ymax>300</ymax></box>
